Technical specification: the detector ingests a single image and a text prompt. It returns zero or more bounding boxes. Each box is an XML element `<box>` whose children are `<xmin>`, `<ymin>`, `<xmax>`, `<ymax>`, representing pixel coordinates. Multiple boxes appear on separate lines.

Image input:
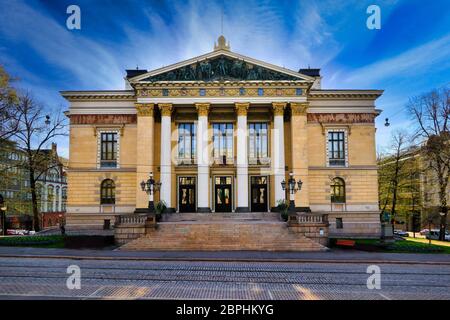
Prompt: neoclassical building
<box><xmin>62</xmin><ymin>36</ymin><xmax>382</xmax><ymax>238</ymax></box>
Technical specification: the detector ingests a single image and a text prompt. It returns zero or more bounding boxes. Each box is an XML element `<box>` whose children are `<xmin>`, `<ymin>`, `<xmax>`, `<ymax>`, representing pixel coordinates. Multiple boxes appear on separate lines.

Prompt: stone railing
<box><xmin>288</xmin><ymin>213</ymin><xmax>329</xmax><ymax>246</ymax></box>
<box><xmin>115</xmin><ymin>214</ymin><xmax>149</xmax><ymax>225</ymax></box>
<box><xmin>114</xmin><ymin>213</ymin><xmax>156</xmax><ymax>245</ymax></box>
<box><xmin>297</xmin><ymin>213</ymin><xmax>328</xmax><ymax>224</ymax></box>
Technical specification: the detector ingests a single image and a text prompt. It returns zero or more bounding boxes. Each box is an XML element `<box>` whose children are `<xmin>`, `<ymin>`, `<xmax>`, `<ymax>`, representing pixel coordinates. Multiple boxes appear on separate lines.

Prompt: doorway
<box><xmin>178</xmin><ymin>177</ymin><xmax>196</xmax><ymax>212</ymax></box>
<box><xmin>251</xmin><ymin>176</ymin><xmax>268</xmax><ymax>212</ymax></box>
<box><xmin>214</xmin><ymin>176</ymin><xmax>232</xmax><ymax>212</ymax></box>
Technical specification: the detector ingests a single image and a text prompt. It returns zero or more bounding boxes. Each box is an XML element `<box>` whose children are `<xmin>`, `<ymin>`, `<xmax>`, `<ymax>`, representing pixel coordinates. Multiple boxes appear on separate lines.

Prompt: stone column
<box><xmin>135</xmin><ymin>103</ymin><xmax>154</xmax><ymax>212</ymax></box>
<box><xmin>235</xmin><ymin>103</ymin><xmax>249</xmax><ymax>212</ymax></box>
<box><xmin>159</xmin><ymin>103</ymin><xmax>174</xmax><ymax>211</ymax></box>
<box><xmin>272</xmin><ymin>102</ymin><xmax>286</xmax><ymax>208</ymax></box>
<box><xmin>196</xmin><ymin>103</ymin><xmax>211</xmax><ymax>212</ymax></box>
<box><xmin>291</xmin><ymin>103</ymin><xmax>310</xmax><ymax>211</ymax></box>
<box><xmin>58</xmin><ymin>186</ymin><xmax>63</xmax><ymax>211</ymax></box>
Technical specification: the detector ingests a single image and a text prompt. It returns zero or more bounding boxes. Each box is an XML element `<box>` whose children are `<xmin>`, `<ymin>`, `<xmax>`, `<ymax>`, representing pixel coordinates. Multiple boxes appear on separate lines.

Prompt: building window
<box><xmin>239</xmin><ymin>87</ymin><xmax>246</xmax><ymax>96</ymax></box>
<box><xmin>178</xmin><ymin>123</ymin><xmax>196</xmax><ymax>161</ymax></box>
<box><xmin>100</xmin><ymin>179</ymin><xmax>115</xmax><ymax>205</ymax></box>
<box><xmin>47</xmin><ymin>185</ymin><xmax>54</xmax><ymax>212</ymax></box>
<box><xmin>55</xmin><ymin>186</ymin><xmax>60</xmax><ymax>212</ymax></box>
<box><xmin>331</xmin><ymin>177</ymin><xmax>346</xmax><ymax>203</ymax></box>
<box><xmin>100</xmin><ymin>132</ymin><xmax>118</xmax><ymax>168</ymax></box>
<box><xmin>62</xmin><ymin>188</ymin><xmax>67</xmax><ymax>211</ymax></box>
<box><xmin>296</xmin><ymin>88</ymin><xmax>303</xmax><ymax>96</ymax></box>
<box><xmin>162</xmin><ymin>89</ymin><xmax>169</xmax><ymax>96</ymax></box>
<box><xmin>199</xmin><ymin>89</ymin><xmax>206</xmax><ymax>96</ymax></box>
<box><xmin>336</xmin><ymin>218</ymin><xmax>343</xmax><ymax>229</ymax></box>
<box><xmin>327</xmin><ymin>130</ymin><xmax>347</xmax><ymax>166</ymax></box>
<box><xmin>212</xmin><ymin>123</ymin><xmax>233</xmax><ymax>162</ymax></box>
<box><xmin>257</xmin><ymin>88</ymin><xmax>264</xmax><ymax>96</ymax></box>
<box><xmin>248</xmin><ymin>123</ymin><xmax>269</xmax><ymax>161</ymax></box>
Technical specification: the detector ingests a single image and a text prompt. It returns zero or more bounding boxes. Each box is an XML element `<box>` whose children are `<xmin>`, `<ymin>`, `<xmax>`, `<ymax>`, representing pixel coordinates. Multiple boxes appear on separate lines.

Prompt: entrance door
<box><xmin>251</xmin><ymin>176</ymin><xmax>268</xmax><ymax>212</ymax></box>
<box><xmin>214</xmin><ymin>176</ymin><xmax>232</xmax><ymax>212</ymax></box>
<box><xmin>179</xmin><ymin>177</ymin><xmax>196</xmax><ymax>212</ymax></box>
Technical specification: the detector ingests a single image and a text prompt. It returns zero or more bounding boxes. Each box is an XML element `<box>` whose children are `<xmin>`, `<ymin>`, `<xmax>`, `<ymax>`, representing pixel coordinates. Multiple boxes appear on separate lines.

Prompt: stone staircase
<box><xmin>118</xmin><ymin>213</ymin><xmax>328</xmax><ymax>251</ymax></box>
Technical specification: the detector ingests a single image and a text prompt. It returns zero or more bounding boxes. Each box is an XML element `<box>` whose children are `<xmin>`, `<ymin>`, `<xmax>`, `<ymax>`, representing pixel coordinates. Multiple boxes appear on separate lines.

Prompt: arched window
<box><xmin>101</xmin><ymin>179</ymin><xmax>115</xmax><ymax>204</ymax></box>
<box><xmin>331</xmin><ymin>178</ymin><xmax>346</xmax><ymax>203</ymax></box>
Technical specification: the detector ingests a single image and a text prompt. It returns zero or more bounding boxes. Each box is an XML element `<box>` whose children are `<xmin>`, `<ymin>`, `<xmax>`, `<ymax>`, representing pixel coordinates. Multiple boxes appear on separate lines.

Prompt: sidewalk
<box><xmin>0</xmin><ymin>246</ymin><xmax>449</xmax><ymax>264</ymax></box>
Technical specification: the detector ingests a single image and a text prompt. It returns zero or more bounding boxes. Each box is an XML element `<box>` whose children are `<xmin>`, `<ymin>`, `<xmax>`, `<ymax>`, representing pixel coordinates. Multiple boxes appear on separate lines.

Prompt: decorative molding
<box><xmin>235</xmin><ymin>103</ymin><xmax>249</xmax><ymax>116</ymax></box>
<box><xmin>159</xmin><ymin>103</ymin><xmax>173</xmax><ymax>116</ymax></box>
<box><xmin>291</xmin><ymin>102</ymin><xmax>308</xmax><ymax>116</ymax></box>
<box><xmin>195</xmin><ymin>103</ymin><xmax>210</xmax><ymax>116</ymax></box>
<box><xmin>325</xmin><ymin>128</ymin><xmax>349</xmax><ymax>168</ymax></box>
<box><xmin>137</xmin><ymin>85</ymin><xmax>305</xmax><ymax>98</ymax></box>
<box><xmin>308</xmin><ymin>113</ymin><xmax>376</xmax><ymax>124</ymax></box>
<box><xmin>61</xmin><ymin>90</ymin><xmax>135</xmax><ymax>101</ymax></box>
<box><xmin>309</xmin><ymin>90</ymin><xmax>383</xmax><ymax>100</ymax></box>
<box><xmin>96</xmin><ymin>129</ymin><xmax>121</xmax><ymax>169</ymax></box>
<box><xmin>272</xmin><ymin>102</ymin><xmax>287</xmax><ymax>116</ymax></box>
<box><xmin>70</xmin><ymin>114</ymin><xmax>136</xmax><ymax>125</ymax></box>
<box><xmin>135</xmin><ymin>103</ymin><xmax>154</xmax><ymax>117</ymax></box>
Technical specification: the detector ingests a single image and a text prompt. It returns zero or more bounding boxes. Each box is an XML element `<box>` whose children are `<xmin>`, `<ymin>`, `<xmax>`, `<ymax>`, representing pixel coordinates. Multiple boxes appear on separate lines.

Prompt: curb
<box><xmin>1</xmin><ymin>254</ymin><xmax>450</xmax><ymax>265</ymax></box>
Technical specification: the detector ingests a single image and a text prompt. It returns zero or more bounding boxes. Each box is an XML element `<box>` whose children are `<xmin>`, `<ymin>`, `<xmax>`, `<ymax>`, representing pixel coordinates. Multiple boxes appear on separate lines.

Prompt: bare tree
<box><xmin>408</xmin><ymin>87</ymin><xmax>450</xmax><ymax>241</ymax></box>
<box><xmin>0</xmin><ymin>65</ymin><xmax>19</xmax><ymax>140</ymax></box>
<box><xmin>378</xmin><ymin>130</ymin><xmax>412</xmax><ymax>226</ymax></box>
<box><xmin>8</xmin><ymin>93</ymin><xmax>67</xmax><ymax>231</ymax></box>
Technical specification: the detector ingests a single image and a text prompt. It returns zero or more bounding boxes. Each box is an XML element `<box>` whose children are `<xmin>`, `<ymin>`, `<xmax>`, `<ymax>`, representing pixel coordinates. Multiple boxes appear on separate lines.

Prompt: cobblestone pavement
<box><xmin>0</xmin><ymin>257</ymin><xmax>449</xmax><ymax>300</ymax></box>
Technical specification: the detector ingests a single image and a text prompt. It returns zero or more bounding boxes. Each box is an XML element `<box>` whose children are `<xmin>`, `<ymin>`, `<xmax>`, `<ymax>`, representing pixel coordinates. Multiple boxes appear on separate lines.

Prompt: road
<box><xmin>0</xmin><ymin>256</ymin><xmax>449</xmax><ymax>300</ymax></box>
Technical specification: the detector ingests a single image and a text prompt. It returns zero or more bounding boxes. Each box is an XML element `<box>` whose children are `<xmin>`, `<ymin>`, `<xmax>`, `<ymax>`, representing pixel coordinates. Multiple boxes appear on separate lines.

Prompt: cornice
<box><xmin>60</xmin><ymin>90</ymin><xmax>136</xmax><ymax>101</ymax></box>
<box><xmin>309</xmin><ymin>90</ymin><xmax>383</xmax><ymax>100</ymax></box>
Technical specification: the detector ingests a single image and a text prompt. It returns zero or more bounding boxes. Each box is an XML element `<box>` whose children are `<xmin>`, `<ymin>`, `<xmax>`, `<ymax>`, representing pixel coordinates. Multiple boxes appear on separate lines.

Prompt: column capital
<box><xmin>159</xmin><ymin>103</ymin><xmax>173</xmax><ymax>116</ymax></box>
<box><xmin>195</xmin><ymin>103</ymin><xmax>210</xmax><ymax>117</ymax></box>
<box><xmin>135</xmin><ymin>103</ymin><xmax>155</xmax><ymax>117</ymax></box>
<box><xmin>290</xmin><ymin>102</ymin><xmax>309</xmax><ymax>116</ymax></box>
<box><xmin>235</xmin><ymin>103</ymin><xmax>249</xmax><ymax>116</ymax></box>
<box><xmin>272</xmin><ymin>102</ymin><xmax>287</xmax><ymax>116</ymax></box>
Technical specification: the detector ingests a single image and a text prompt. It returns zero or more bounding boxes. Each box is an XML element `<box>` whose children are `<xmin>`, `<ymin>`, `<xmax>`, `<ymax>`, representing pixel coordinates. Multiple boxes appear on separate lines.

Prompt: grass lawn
<box><xmin>349</xmin><ymin>238</ymin><xmax>450</xmax><ymax>254</ymax></box>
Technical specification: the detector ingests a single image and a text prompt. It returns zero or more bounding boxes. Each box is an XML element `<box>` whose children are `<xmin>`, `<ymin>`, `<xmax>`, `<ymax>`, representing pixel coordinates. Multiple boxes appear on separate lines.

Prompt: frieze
<box><xmin>307</xmin><ymin>113</ymin><xmax>376</xmax><ymax>123</ymax></box>
<box><xmin>70</xmin><ymin>114</ymin><xmax>137</xmax><ymax>125</ymax></box>
<box><xmin>137</xmin><ymin>86</ymin><xmax>304</xmax><ymax>98</ymax></box>
<box><xmin>142</xmin><ymin>55</ymin><xmax>300</xmax><ymax>82</ymax></box>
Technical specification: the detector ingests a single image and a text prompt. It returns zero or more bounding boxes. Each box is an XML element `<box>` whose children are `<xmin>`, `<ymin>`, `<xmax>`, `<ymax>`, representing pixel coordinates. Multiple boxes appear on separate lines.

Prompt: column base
<box><xmin>197</xmin><ymin>207</ymin><xmax>211</xmax><ymax>213</ymax></box>
<box><xmin>235</xmin><ymin>207</ymin><xmax>250</xmax><ymax>213</ymax></box>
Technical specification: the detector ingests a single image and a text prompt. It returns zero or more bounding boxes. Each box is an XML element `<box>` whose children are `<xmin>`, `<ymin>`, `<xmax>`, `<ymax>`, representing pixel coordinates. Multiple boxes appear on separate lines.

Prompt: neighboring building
<box><xmin>378</xmin><ymin>144</ymin><xmax>450</xmax><ymax>230</ymax></box>
<box><xmin>378</xmin><ymin>147</ymin><xmax>422</xmax><ymax>230</ymax></box>
<box><xmin>0</xmin><ymin>141</ymin><xmax>67</xmax><ymax>229</ymax></box>
<box><xmin>62</xmin><ymin>36</ymin><xmax>383</xmax><ymax>238</ymax></box>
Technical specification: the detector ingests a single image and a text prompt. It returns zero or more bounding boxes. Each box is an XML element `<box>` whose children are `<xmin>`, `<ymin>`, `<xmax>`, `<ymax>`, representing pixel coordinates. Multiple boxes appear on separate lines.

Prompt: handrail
<box><xmin>116</xmin><ymin>214</ymin><xmax>148</xmax><ymax>225</ymax></box>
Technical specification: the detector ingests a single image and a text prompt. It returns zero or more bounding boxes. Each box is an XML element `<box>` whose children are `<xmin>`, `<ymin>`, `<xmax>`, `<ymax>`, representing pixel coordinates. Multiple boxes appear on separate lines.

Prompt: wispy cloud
<box><xmin>343</xmin><ymin>33</ymin><xmax>450</xmax><ymax>87</ymax></box>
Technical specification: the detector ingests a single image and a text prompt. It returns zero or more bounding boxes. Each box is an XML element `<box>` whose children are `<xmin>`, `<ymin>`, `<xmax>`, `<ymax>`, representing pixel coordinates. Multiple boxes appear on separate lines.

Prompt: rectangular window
<box><xmin>296</xmin><ymin>88</ymin><xmax>303</xmax><ymax>96</ymax></box>
<box><xmin>327</xmin><ymin>131</ymin><xmax>346</xmax><ymax>166</ymax></box>
<box><xmin>257</xmin><ymin>88</ymin><xmax>264</xmax><ymax>96</ymax></box>
<box><xmin>178</xmin><ymin>123</ymin><xmax>196</xmax><ymax>162</ymax></box>
<box><xmin>248</xmin><ymin>123</ymin><xmax>269</xmax><ymax>160</ymax></box>
<box><xmin>199</xmin><ymin>89</ymin><xmax>206</xmax><ymax>96</ymax></box>
<box><xmin>100</xmin><ymin>133</ymin><xmax>118</xmax><ymax>168</ymax></box>
<box><xmin>336</xmin><ymin>218</ymin><xmax>343</xmax><ymax>229</ymax></box>
<box><xmin>212</xmin><ymin>123</ymin><xmax>233</xmax><ymax>162</ymax></box>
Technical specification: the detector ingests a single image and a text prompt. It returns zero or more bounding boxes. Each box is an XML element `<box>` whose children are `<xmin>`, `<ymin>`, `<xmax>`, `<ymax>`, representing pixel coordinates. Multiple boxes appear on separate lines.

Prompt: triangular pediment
<box><xmin>130</xmin><ymin>49</ymin><xmax>314</xmax><ymax>83</ymax></box>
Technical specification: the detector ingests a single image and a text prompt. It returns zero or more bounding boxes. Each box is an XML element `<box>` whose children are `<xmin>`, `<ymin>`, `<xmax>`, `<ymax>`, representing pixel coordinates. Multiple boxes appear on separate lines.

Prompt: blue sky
<box><xmin>0</xmin><ymin>0</ymin><xmax>449</xmax><ymax>157</ymax></box>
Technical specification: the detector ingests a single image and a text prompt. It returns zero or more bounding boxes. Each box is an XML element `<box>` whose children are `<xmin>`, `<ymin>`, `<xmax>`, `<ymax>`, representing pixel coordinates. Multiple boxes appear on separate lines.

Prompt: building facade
<box><xmin>62</xmin><ymin>37</ymin><xmax>383</xmax><ymax>238</ymax></box>
<box><xmin>0</xmin><ymin>141</ymin><xmax>67</xmax><ymax>229</ymax></box>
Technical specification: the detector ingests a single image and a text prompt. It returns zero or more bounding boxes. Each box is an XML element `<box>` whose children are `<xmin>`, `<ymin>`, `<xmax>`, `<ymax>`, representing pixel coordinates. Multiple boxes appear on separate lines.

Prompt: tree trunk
<box><xmin>29</xmin><ymin>168</ymin><xmax>40</xmax><ymax>232</ymax></box>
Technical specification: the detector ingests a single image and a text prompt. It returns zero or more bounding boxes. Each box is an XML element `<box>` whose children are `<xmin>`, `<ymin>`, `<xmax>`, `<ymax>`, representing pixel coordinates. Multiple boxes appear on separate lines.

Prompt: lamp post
<box><xmin>0</xmin><ymin>194</ymin><xmax>6</xmax><ymax>236</ymax></box>
<box><xmin>439</xmin><ymin>211</ymin><xmax>446</xmax><ymax>241</ymax></box>
<box><xmin>140</xmin><ymin>172</ymin><xmax>161</xmax><ymax>213</ymax></box>
<box><xmin>281</xmin><ymin>172</ymin><xmax>303</xmax><ymax>213</ymax></box>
